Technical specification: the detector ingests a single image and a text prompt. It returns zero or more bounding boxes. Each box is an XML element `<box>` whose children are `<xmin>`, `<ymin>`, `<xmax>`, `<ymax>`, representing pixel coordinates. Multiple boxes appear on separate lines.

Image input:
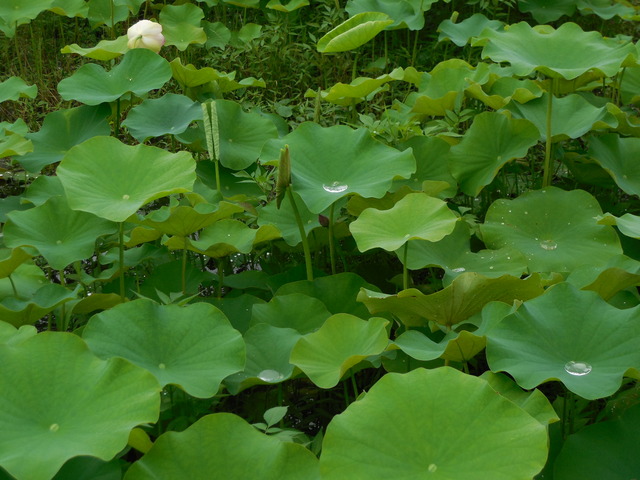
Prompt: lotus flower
<box><xmin>127</xmin><ymin>20</ymin><xmax>165</xmax><ymax>53</ymax></box>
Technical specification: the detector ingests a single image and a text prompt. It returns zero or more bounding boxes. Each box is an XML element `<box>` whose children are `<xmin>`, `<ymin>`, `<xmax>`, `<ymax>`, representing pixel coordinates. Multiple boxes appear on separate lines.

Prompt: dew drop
<box><xmin>258</xmin><ymin>369</ymin><xmax>284</xmax><ymax>382</ymax></box>
<box><xmin>524</xmin><ymin>211</ymin><xmax>528</xmax><ymax>215</ymax></box>
<box><xmin>539</xmin><ymin>240</ymin><xmax>557</xmax><ymax>251</ymax></box>
<box><xmin>158</xmin><ymin>363</ymin><xmax>166</xmax><ymax>370</ymax></box>
<box><xmin>404</xmin><ymin>234</ymin><xmax>411</xmax><ymax>239</ymax></box>
<box><xmin>122</xmin><ymin>194</ymin><xmax>130</xmax><ymax>200</ymax></box>
<box><xmin>56</xmin><ymin>240</ymin><xmax>62</xmax><ymax>245</ymax></box>
<box><xmin>428</xmin><ymin>464</ymin><xmax>437</xmax><ymax>473</ymax></box>
<box><xmin>451</xmin><ymin>267</ymin><xmax>466</xmax><ymax>273</ymax></box>
<box><xmin>489</xmin><ymin>266</ymin><xmax>494</xmax><ymax>270</ymax></box>
<box><xmin>49</xmin><ymin>423</ymin><xmax>59</xmax><ymax>432</ymax></box>
<box><xmin>564</xmin><ymin>361</ymin><xmax>592</xmax><ymax>376</ymax></box>
<box><xmin>323</xmin><ymin>181</ymin><xmax>348</xmax><ymax>193</ymax></box>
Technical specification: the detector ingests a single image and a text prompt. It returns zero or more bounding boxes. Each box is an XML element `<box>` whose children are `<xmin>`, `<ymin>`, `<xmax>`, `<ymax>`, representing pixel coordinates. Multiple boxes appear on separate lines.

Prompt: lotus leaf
<box><xmin>487</xmin><ymin>282</ymin><xmax>640</xmax><ymax>400</ymax></box>
<box><xmin>448</xmin><ymin>112</ymin><xmax>539</xmax><ymax>196</ymax></box>
<box><xmin>206</xmin><ymin>294</ymin><xmax>266</xmax><ymax>333</ymax></box>
<box><xmin>517</xmin><ymin>0</ymin><xmax>577</xmax><ymax>22</ymax></box>
<box><xmin>350</xmin><ymin>193</ymin><xmax>458</xmax><ymax>252</ymax></box>
<box><xmin>598</xmin><ymin>211</ymin><xmax>640</xmax><ymax>239</ymax></box>
<box><xmin>251</xmin><ymin>293</ymin><xmax>331</xmax><ymax>333</ymax></box>
<box><xmin>86</xmin><ymin>0</ymin><xmax>144</xmax><ymax>27</ymax></box>
<box><xmin>319</xmin><ymin>367</ymin><xmax>548</xmax><ymax>480</ymax></box>
<box><xmin>0</xmin><ymin>332</ymin><xmax>160</xmax><ymax>480</ymax></box>
<box><xmin>437</xmin><ymin>13</ymin><xmax>504</xmax><ymax>47</ymax></box>
<box><xmin>345</xmin><ymin>0</ymin><xmax>425</xmax><ymax>30</ymax></box>
<box><xmin>478</xmin><ymin>22</ymin><xmax>637</xmax><ymax>81</ymax></box>
<box><xmin>471</xmin><ymin>76</ymin><xmax>544</xmax><ymax>110</ymax></box>
<box><xmin>257</xmin><ymin>191</ymin><xmax>321</xmax><ymax>246</ymax></box>
<box><xmin>57</xmin><ymin>48</ymin><xmax>172</xmax><ymax>105</ymax></box>
<box><xmin>290</xmin><ymin>314</ymin><xmax>389</xmax><ymax>388</ymax></box>
<box><xmin>61</xmin><ymin>36</ymin><xmax>129</xmax><ymax>61</ymax></box>
<box><xmin>0</xmin><ymin>282</ymin><xmax>77</xmax><ymax>327</ymax></box>
<box><xmin>123</xmin><ymin>94</ymin><xmax>203</xmax><ymax>142</ymax></box>
<box><xmin>317</xmin><ymin>12</ymin><xmax>393</xmax><ymax>53</ymax></box>
<box><xmin>261</xmin><ymin>123</ymin><xmax>415</xmax><ymax>213</ymax></box>
<box><xmin>0</xmin><ymin>131</ymin><xmax>32</xmax><ymax>158</ymax></box>
<box><xmin>0</xmin><ymin>248</ymin><xmax>33</xmax><ymax>279</ymax></box>
<box><xmin>84</xmin><ymin>300</ymin><xmax>244</xmax><ymax>398</ymax></box>
<box><xmin>57</xmin><ymin>136</ymin><xmax>196</xmax><ymax>222</ymax></box>
<box><xmin>49</xmin><ymin>0</ymin><xmax>89</xmax><ymax>17</ymax></box>
<box><xmin>203</xmin><ymin>21</ymin><xmax>231</xmax><ymax>49</ymax></box>
<box><xmin>3</xmin><ymin>196</ymin><xmax>116</xmax><ymax>270</ymax></box>
<box><xmin>358</xmin><ymin>273</ymin><xmax>545</xmax><ymax>327</ymax></box>
<box><xmin>159</xmin><ymin>3</ymin><xmax>207</xmax><ymax>51</ymax></box>
<box><xmin>0</xmin><ymin>321</ymin><xmax>36</xmax><ymax>346</ymax></box>
<box><xmin>17</xmin><ymin>104</ymin><xmax>111</xmax><ymax>173</ymax></box>
<box><xmin>480</xmin><ymin>187</ymin><xmax>622</xmax><ymax>272</ymax></box>
<box><xmin>266</xmin><ymin>0</ymin><xmax>310</xmax><ymax>12</ymax></box>
<box><xmin>51</xmin><ymin>457</ymin><xmax>121</xmax><ymax>480</ymax></box>
<box><xmin>0</xmin><ymin>0</ymin><xmax>53</xmax><ymax>37</ymax></box>
<box><xmin>589</xmin><ymin>133</ymin><xmax>640</xmax><ymax>196</ymax></box>
<box><xmin>0</xmin><ymin>76</ymin><xmax>37</xmax><ymax>103</ymax></box>
<box><xmin>577</xmin><ymin>0</ymin><xmax>637</xmax><ymax>19</ymax></box>
<box><xmin>124</xmin><ymin>413</ymin><xmax>320</xmax><ymax>480</ymax></box>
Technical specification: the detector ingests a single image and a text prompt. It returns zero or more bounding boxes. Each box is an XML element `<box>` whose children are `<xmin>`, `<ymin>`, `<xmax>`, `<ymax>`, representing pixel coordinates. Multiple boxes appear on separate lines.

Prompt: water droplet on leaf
<box><xmin>428</xmin><ymin>464</ymin><xmax>437</xmax><ymax>473</ymax></box>
<box><xmin>49</xmin><ymin>423</ymin><xmax>59</xmax><ymax>432</ymax></box>
<box><xmin>258</xmin><ymin>369</ymin><xmax>284</xmax><ymax>382</ymax></box>
<box><xmin>451</xmin><ymin>267</ymin><xmax>466</xmax><ymax>273</ymax></box>
<box><xmin>122</xmin><ymin>194</ymin><xmax>130</xmax><ymax>200</ymax></box>
<box><xmin>322</xmin><ymin>182</ymin><xmax>348</xmax><ymax>193</ymax></box>
<box><xmin>158</xmin><ymin>363</ymin><xmax>166</xmax><ymax>370</ymax></box>
<box><xmin>564</xmin><ymin>361</ymin><xmax>592</xmax><ymax>376</ymax></box>
<box><xmin>540</xmin><ymin>240</ymin><xmax>557</xmax><ymax>251</ymax></box>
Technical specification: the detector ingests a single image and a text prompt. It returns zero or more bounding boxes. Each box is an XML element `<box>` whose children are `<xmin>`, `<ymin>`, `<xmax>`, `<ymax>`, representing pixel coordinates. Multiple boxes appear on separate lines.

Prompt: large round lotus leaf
<box><xmin>124</xmin><ymin>413</ymin><xmax>319</xmax><ymax>480</ymax></box>
<box><xmin>61</xmin><ymin>35</ymin><xmax>129</xmax><ymax>61</ymax></box>
<box><xmin>224</xmin><ymin>323</ymin><xmax>301</xmax><ymax>394</ymax></box>
<box><xmin>0</xmin><ymin>321</ymin><xmax>36</xmax><ymax>346</ymax></box>
<box><xmin>517</xmin><ymin>0</ymin><xmax>577</xmax><ymax>23</ymax></box>
<box><xmin>275</xmin><ymin>272</ymin><xmax>378</xmax><ymax>318</ymax></box>
<box><xmin>57</xmin><ymin>136</ymin><xmax>196</xmax><ymax>222</ymax></box>
<box><xmin>437</xmin><ymin>13</ymin><xmax>504</xmax><ymax>47</ymax></box>
<box><xmin>0</xmin><ymin>283</ymin><xmax>77</xmax><ymax>327</ymax></box>
<box><xmin>350</xmin><ymin>193</ymin><xmax>458</xmax><ymax>252</ymax></box>
<box><xmin>159</xmin><ymin>3</ymin><xmax>207</xmax><ymax>51</ymax></box>
<box><xmin>319</xmin><ymin>367</ymin><xmax>548</xmax><ymax>480</ymax></box>
<box><xmin>4</xmin><ymin>196</ymin><xmax>116</xmax><ymax>270</ymax></box>
<box><xmin>0</xmin><ymin>247</ymin><xmax>32</xmax><ymax>279</ymax></box>
<box><xmin>257</xmin><ymin>191</ymin><xmax>321</xmax><ymax>246</ymax></box>
<box><xmin>589</xmin><ymin>133</ymin><xmax>640</xmax><ymax>196</ymax></box>
<box><xmin>505</xmin><ymin>93</ymin><xmax>617</xmax><ymax>142</ymax></box>
<box><xmin>478</xmin><ymin>22</ymin><xmax>637</xmax><ymax>80</ymax></box>
<box><xmin>57</xmin><ymin>48</ymin><xmax>172</xmax><ymax>105</ymax></box>
<box><xmin>578</xmin><ymin>0</ymin><xmax>636</xmax><ymax>19</ymax></box>
<box><xmin>0</xmin><ymin>76</ymin><xmax>37</xmax><ymax>103</ymax></box>
<box><xmin>86</xmin><ymin>0</ymin><xmax>142</xmax><ymax>28</ymax></box>
<box><xmin>17</xmin><ymin>104</ymin><xmax>111</xmax><ymax>173</ymax></box>
<box><xmin>262</xmin><ymin>123</ymin><xmax>415</xmax><ymax>213</ymax></box>
<box><xmin>486</xmin><ymin>282</ymin><xmax>640</xmax><ymax>400</ymax></box>
<box><xmin>448</xmin><ymin>112</ymin><xmax>539</xmax><ymax>196</ymax></box>
<box><xmin>122</xmin><ymin>94</ymin><xmax>202</xmax><ymax>143</ymax></box>
<box><xmin>480</xmin><ymin>187</ymin><xmax>622</xmax><ymax>273</ymax></box>
<box><xmin>83</xmin><ymin>300</ymin><xmax>245</xmax><ymax>398</ymax></box>
<box><xmin>251</xmin><ymin>293</ymin><xmax>331</xmax><ymax>333</ymax></box>
<box><xmin>207</xmin><ymin>294</ymin><xmax>266</xmax><ymax>333</ymax></box>
<box><xmin>290</xmin><ymin>314</ymin><xmax>389</xmax><ymax>388</ymax></box>
<box><xmin>0</xmin><ymin>332</ymin><xmax>160</xmax><ymax>480</ymax></box>
<box><xmin>554</xmin><ymin>403</ymin><xmax>640</xmax><ymax>479</ymax></box>
<box><xmin>346</xmin><ymin>0</ymin><xmax>425</xmax><ymax>30</ymax></box>
<box><xmin>317</xmin><ymin>12</ymin><xmax>393</xmax><ymax>53</ymax></box>
<box><xmin>358</xmin><ymin>273</ymin><xmax>545</xmax><ymax>327</ymax></box>
<box><xmin>0</xmin><ymin>0</ymin><xmax>53</xmax><ymax>37</ymax></box>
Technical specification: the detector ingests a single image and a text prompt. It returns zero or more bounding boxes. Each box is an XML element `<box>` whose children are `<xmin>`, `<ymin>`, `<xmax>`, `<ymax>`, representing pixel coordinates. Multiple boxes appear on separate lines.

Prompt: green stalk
<box><xmin>181</xmin><ymin>246</ymin><xmax>188</xmax><ymax>295</ymax></box>
<box><xmin>8</xmin><ymin>275</ymin><xmax>19</xmax><ymax>298</ymax></box>
<box><xmin>402</xmin><ymin>242</ymin><xmax>409</xmax><ymax>290</ymax></box>
<box><xmin>542</xmin><ymin>78</ymin><xmax>556</xmax><ymax>187</ymax></box>
<box><xmin>286</xmin><ymin>187</ymin><xmax>313</xmax><ymax>281</ymax></box>
<box><xmin>119</xmin><ymin>222</ymin><xmax>126</xmax><ymax>300</ymax></box>
<box><xmin>114</xmin><ymin>98</ymin><xmax>121</xmax><ymax>138</ymax></box>
<box><xmin>328</xmin><ymin>203</ymin><xmax>337</xmax><ymax>275</ymax></box>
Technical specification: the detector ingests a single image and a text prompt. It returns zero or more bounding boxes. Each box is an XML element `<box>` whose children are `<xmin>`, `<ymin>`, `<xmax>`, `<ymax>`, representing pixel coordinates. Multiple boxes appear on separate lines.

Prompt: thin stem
<box><xmin>119</xmin><ymin>222</ymin><xmax>126</xmax><ymax>300</ymax></box>
<box><xmin>217</xmin><ymin>258</ymin><xmax>225</xmax><ymax>299</ymax></box>
<box><xmin>328</xmin><ymin>203</ymin><xmax>337</xmax><ymax>275</ymax></box>
<box><xmin>286</xmin><ymin>187</ymin><xmax>313</xmax><ymax>281</ymax></box>
<box><xmin>411</xmin><ymin>29</ymin><xmax>420</xmax><ymax>67</ymax></box>
<box><xmin>214</xmin><ymin>159</ymin><xmax>221</xmax><ymax>193</ymax></box>
<box><xmin>8</xmin><ymin>275</ymin><xmax>19</xmax><ymax>298</ymax></box>
<box><xmin>181</xmin><ymin>246</ymin><xmax>188</xmax><ymax>295</ymax></box>
<box><xmin>350</xmin><ymin>369</ymin><xmax>358</xmax><ymax>399</ymax></box>
<box><xmin>542</xmin><ymin>78</ymin><xmax>557</xmax><ymax>187</ymax></box>
<box><xmin>402</xmin><ymin>242</ymin><xmax>409</xmax><ymax>290</ymax></box>
<box><xmin>114</xmin><ymin>98</ymin><xmax>121</xmax><ymax>138</ymax></box>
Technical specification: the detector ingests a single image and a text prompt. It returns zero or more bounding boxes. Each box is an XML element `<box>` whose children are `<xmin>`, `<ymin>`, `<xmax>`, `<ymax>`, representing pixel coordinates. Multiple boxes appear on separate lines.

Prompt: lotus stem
<box><xmin>402</xmin><ymin>242</ymin><xmax>409</xmax><ymax>290</ymax></box>
<box><xmin>114</xmin><ymin>98</ymin><xmax>121</xmax><ymax>138</ymax></box>
<box><xmin>8</xmin><ymin>274</ymin><xmax>19</xmax><ymax>298</ymax></box>
<box><xmin>119</xmin><ymin>222</ymin><xmax>125</xmax><ymax>300</ymax></box>
<box><xmin>328</xmin><ymin>203</ymin><xmax>337</xmax><ymax>275</ymax></box>
<box><xmin>181</xmin><ymin>246</ymin><xmax>188</xmax><ymax>295</ymax></box>
<box><xmin>286</xmin><ymin>187</ymin><xmax>313</xmax><ymax>281</ymax></box>
<box><xmin>542</xmin><ymin>78</ymin><xmax>557</xmax><ymax>187</ymax></box>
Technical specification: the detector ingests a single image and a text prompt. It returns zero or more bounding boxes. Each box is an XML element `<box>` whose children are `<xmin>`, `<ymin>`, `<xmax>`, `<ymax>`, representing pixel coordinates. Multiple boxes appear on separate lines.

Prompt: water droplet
<box><xmin>428</xmin><ymin>464</ymin><xmax>437</xmax><ymax>473</ymax></box>
<box><xmin>404</xmin><ymin>234</ymin><xmax>411</xmax><ymax>239</ymax></box>
<box><xmin>524</xmin><ymin>211</ymin><xmax>528</xmax><ymax>215</ymax></box>
<box><xmin>158</xmin><ymin>363</ymin><xmax>166</xmax><ymax>370</ymax></box>
<box><xmin>323</xmin><ymin>182</ymin><xmax>348</xmax><ymax>193</ymax></box>
<box><xmin>122</xmin><ymin>194</ymin><xmax>130</xmax><ymax>200</ymax></box>
<box><xmin>489</xmin><ymin>266</ymin><xmax>494</xmax><ymax>270</ymax></box>
<box><xmin>540</xmin><ymin>240</ymin><xmax>557</xmax><ymax>251</ymax></box>
<box><xmin>258</xmin><ymin>369</ymin><xmax>284</xmax><ymax>382</ymax></box>
<box><xmin>564</xmin><ymin>361</ymin><xmax>592</xmax><ymax>376</ymax></box>
<box><xmin>451</xmin><ymin>267</ymin><xmax>466</xmax><ymax>273</ymax></box>
<box><xmin>56</xmin><ymin>240</ymin><xmax>62</xmax><ymax>245</ymax></box>
<box><xmin>507</xmin><ymin>256</ymin><xmax>511</xmax><ymax>260</ymax></box>
<box><xmin>49</xmin><ymin>423</ymin><xmax>59</xmax><ymax>432</ymax></box>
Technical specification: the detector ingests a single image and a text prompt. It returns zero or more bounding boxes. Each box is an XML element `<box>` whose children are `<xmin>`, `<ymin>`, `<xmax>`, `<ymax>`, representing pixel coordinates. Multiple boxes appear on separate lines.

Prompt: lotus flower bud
<box><xmin>127</xmin><ymin>20</ymin><xmax>165</xmax><ymax>53</ymax></box>
<box><xmin>276</xmin><ymin>145</ymin><xmax>291</xmax><ymax>209</ymax></box>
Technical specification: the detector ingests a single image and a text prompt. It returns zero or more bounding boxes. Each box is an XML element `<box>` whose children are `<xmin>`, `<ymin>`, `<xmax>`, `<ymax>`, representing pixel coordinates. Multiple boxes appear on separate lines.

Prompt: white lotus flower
<box><xmin>127</xmin><ymin>20</ymin><xmax>165</xmax><ymax>53</ymax></box>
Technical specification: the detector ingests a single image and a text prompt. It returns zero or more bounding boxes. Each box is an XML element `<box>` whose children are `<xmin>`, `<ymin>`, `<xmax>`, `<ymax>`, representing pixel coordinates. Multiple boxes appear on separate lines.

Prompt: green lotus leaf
<box><xmin>22</xmin><ymin>176</ymin><xmax>64</xmax><ymax>207</ymax></box>
<box><xmin>49</xmin><ymin>0</ymin><xmax>89</xmax><ymax>17</ymax></box>
<box><xmin>57</xmin><ymin>48</ymin><xmax>172</xmax><ymax>105</ymax></box>
<box><xmin>0</xmin><ymin>0</ymin><xmax>53</xmax><ymax>37</ymax></box>
<box><xmin>0</xmin><ymin>283</ymin><xmax>77</xmax><ymax>328</ymax></box>
<box><xmin>84</xmin><ymin>300</ymin><xmax>244</xmax><ymax>398</ymax></box>
<box><xmin>577</xmin><ymin>0</ymin><xmax>637</xmax><ymax>19</ymax></box>
<box><xmin>0</xmin><ymin>320</ymin><xmax>36</xmax><ymax>346</ymax></box>
<box><xmin>60</xmin><ymin>35</ymin><xmax>129</xmax><ymax>61</ymax></box>
<box><xmin>0</xmin><ymin>131</ymin><xmax>32</xmax><ymax>158</ymax></box>
<box><xmin>438</xmin><ymin>13</ymin><xmax>504</xmax><ymax>46</ymax></box>
<box><xmin>57</xmin><ymin>136</ymin><xmax>196</xmax><ymax>222</ymax></box>
<box><xmin>467</xmin><ymin>76</ymin><xmax>544</xmax><ymax>110</ymax></box>
<box><xmin>479</xmin><ymin>371</ymin><xmax>559</xmax><ymax>426</ymax></box>
<box><xmin>320</xmin><ymin>367</ymin><xmax>548</xmax><ymax>480</ymax></box>
<box><xmin>170</xmin><ymin>59</ymin><xmax>266</xmax><ymax>95</ymax></box>
<box><xmin>317</xmin><ymin>12</ymin><xmax>393</xmax><ymax>53</ymax></box>
<box><xmin>0</xmin><ymin>263</ymin><xmax>48</xmax><ymax>298</ymax></box>
<box><xmin>257</xmin><ymin>191</ymin><xmax>321</xmax><ymax>246</ymax></box>
<box><xmin>261</xmin><ymin>123</ymin><xmax>415</xmax><ymax>213</ymax></box>
<box><xmin>306</xmin><ymin>67</ymin><xmax>405</xmax><ymax>106</ymax></box>
<box><xmin>565</xmin><ymin>255</ymin><xmax>640</xmax><ymax>301</ymax></box>
<box><xmin>122</xmin><ymin>94</ymin><xmax>202</xmax><ymax>142</ymax></box>
<box><xmin>275</xmin><ymin>273</ymin><xmax>379</xmax><ymax>318</ymax></box>
<box><xmin>392</xmin><ymin>330</ymin><xmax>448</xmax><ymax>362</ymax></box>
<box><xmin>403</xmin><ymin>220</ymin><xmax>472</xmax><ymax>269</ymax></box>
<box><xmin>619</xmin><ymin>65</ymin><xmax>640</xmax><ymax>104</ymax></box>
<box><xmin>0</xmin><ymin>332</ymin><xmax>160</xmax><ymax>480</ymax></box>
<box><xmin>250</xmin><ymin>293</ymin><xmax>331</xmax><ymax>333</ymax></box>
<box><xmin>290</xmin><ymin>314</ymin><xmax>389</xmax><ymax>388</ymax></box>
<box><xmin>589</xmin><ymin>133</ymin><xmax>640</xmax><ymax>196</ymax></box>
<box><xmin>517</xmin><ymin>0</ymin><xmax>577</xmax><ymax>23</ymax></box>
<box><xmin>71</xmin><ymin>292</ymin><xmax>123</xmax><ymax>316</ymax></box>
<box><xmin>266</xmin><ymin>0</ymin><xmax>309</xmax><ymax>12</ymax></box>
<box><xmin>448</xmin><ymin>112</ymin><xmax>539</xmax><ymax>196</ymax></box>
<box><xmin>346</xmin><ymin>0</ymin><xmax>425</xmax><ymax>30</ymax></box>
<box><xmin>124</xmin><ymin>413</ymin><xmax>319</xmax><ymax>480</ymax></box>
<box><xmin>207</xmin><ymin>294</ymin><xmax>266</xmax><ymax>333</ymax></box>
<box><xmin>224</xmin><ymin>323</ymin><xmax>301</xmax><ymax>394</ymax></box>
<box><xmin>3</xmin><ymin>196</ymin><xmax>116</xmax><ymax>270</ymax></box>
<box><xmin>554</xmin><ymin>403</ymin><xmax>640</xmax><ymax>479</ymax></box>
<box><xmin>86</xmin><ymin>0</ymin><xmax>144</xmax><ymax>28</ymax></box>
<box><xmin>17</xmin><ymin>104</ymin><xmax>111</xmax><ymax>173</ymax></box>
<box><xmin>505</xmin><ymin>93</ymin><xmax>617</xmax><ymax>142</ymax></box>
<box><xmin>159</xmin><ymin>3</ymin><xmax>207</xmax><ymax>51</ymax></box>
<box><xmin>51</xmin><ymin>456</ymin><xmax>121</xmax><ymax>480</ymax></box>
<box><xmin>223</xmin><ymin>0</ymin><xmax>260</xmax><ymax>7</ymax></box>
<box><xmin>478</xmin><ymin>22</ymin><xmax>637</xmax><ymax>80</ymax></box>
<box><xmin>480</xmin><ymin>187</ymin><xmax>622</xmax><ymax>273</ymax></box>
<box><xmin>598</xmin><ymin>211</ymin><xmax>640</xmax><ymax>239</ymax></box>
<box><xmin>0</xmin><ymin>118</ymin><xmax>28</xmax><ymax>136</ymax></box>
<box><xmin>0</xmin><ymin>76</ymin><xmax>37</xmax><ymax>103</ymax></box>
<box><xmin>203</xmin><ymin>21</ymin><xmax>231</xmax><ymax>49</ymax></box>
<box><xmin>0</xmin><ymin>248</ymin><xmax>33</xmax><ymax>279</ymax></box>
<box><xmin>358</xmin><ymin>273</ymin><xmax>545</xmax><ymax>328</ymax></box>
<box><xmin>350</xmin><ymin>193</ymin><xmax>458</xmax><ymax>252</ymax></box>
<box><xmin>487</xmin><ymin>282</ymin><xmax>640</xmax><ymax>399</ymax></box>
